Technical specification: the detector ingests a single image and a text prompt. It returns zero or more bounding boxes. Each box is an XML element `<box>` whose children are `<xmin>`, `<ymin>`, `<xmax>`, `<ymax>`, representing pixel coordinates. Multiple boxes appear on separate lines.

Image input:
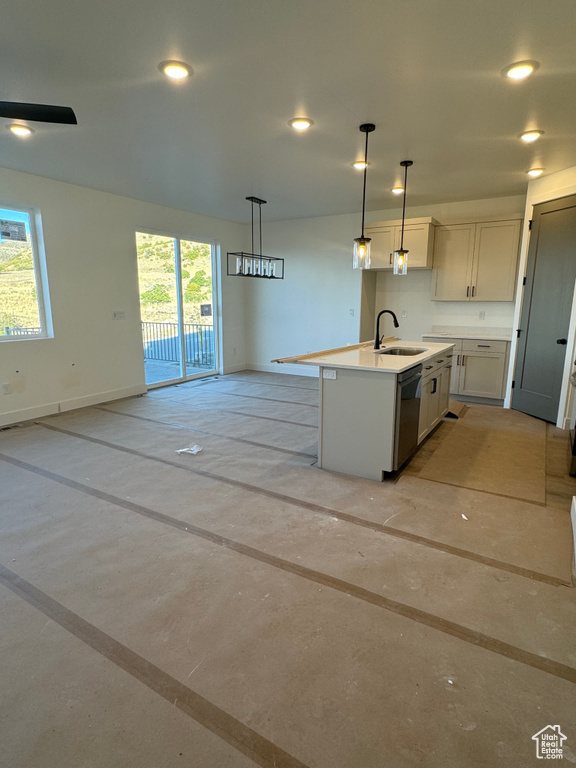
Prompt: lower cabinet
<box><xmin>422</xmin><ymin>337</ymin><xmax>509</xmax><ymax>399</ymax></box>
<box><xmin>418</xmin><ymin>357</ymin><xmax>452</xmax><ymax>443</ymax></box>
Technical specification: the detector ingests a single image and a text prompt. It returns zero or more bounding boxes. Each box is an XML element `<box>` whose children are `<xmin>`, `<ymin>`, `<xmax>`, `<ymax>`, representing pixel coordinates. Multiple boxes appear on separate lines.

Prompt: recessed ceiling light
<box><xmin>391</xmin><ymin>187</ymin><xmax>404</xmax><ymax>195</ymax></box>
<box><xmin>353</xmin><ymin>161</ymin><xmax>370</xmax><ymax>170</ymax></box>
<box><xmin>502</xmin><ymin>60</ymin><xmax>539</xmax><ymax>80</ymax></box>
<box><xmin>527</xmin><ymin>168</ymin><xmax>544</xmax><ymax>178</ymax></box>
<box><xmin>520</xmin><ymin>130</ymin><xmax>544</xmax><ymax>143</ymax></box>
<box><xmin>158</xmin><ymin>60</ymin><xmax>193</xmax><ymax>80</ymax></box>
<box><xmin>289</xmin><ymin>117</ymin><xmax>314</xmax><ymax>131</ymax></box>
<box><xmin>7</xmin><ymin>123</ymin><xmax>33</xmax><ymax>138</ymax></box>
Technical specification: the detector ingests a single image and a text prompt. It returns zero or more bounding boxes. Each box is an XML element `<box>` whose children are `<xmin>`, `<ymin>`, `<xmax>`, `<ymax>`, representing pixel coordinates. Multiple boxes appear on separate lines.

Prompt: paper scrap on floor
<box><xmin>176</xmin><ymin>444</ymin><xmax>203</xmax><ymax>455</ymax></box>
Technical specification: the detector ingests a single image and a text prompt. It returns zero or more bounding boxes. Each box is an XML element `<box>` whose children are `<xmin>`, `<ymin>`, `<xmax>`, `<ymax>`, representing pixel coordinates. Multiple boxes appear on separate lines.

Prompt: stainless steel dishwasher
<box><xmin>393</xmin><ymin>364</ymin><xmax>422</xmax><ymax>470</ymax></box>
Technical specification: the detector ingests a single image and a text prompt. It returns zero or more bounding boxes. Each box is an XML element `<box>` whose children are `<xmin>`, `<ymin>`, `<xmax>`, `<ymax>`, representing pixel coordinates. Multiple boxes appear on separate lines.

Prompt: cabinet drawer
<box><xmin>462</xmin><ymin>340</ymin><xmax>508</xmax><ymax>354</ymax></box>
<box><xmin>421</xmin><ymin>351</ymin><xmax>454</xmax><ymax>376</ymax></box>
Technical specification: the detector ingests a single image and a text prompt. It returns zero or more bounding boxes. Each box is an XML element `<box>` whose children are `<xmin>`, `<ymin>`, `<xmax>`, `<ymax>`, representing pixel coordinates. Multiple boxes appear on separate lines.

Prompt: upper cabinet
<box><xmin>432</xmin><ymin>219</ymin><xmax>521</xmax><ymax>301</ymax></box>
<box><xmin>365</xmin><ymin>217</ymin><xmax>437</xmax><ymax>270</ymax></box>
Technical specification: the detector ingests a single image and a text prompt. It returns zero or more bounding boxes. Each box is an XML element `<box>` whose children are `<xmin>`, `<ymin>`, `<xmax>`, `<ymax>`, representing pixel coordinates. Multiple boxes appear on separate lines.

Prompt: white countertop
<box><xmin>293</xmin><ymin>340</ymin><xmax>455</xmax><ymax>373</ymax></box>
<box><xmin>423</xmin><ymin>325</ymin><xmax>512</xmax><ymax>342</ymax></box>
<box><xmin>424</xmin><ymin>332</ymin><xmax>511</xmax><ymax>341</ymax></box>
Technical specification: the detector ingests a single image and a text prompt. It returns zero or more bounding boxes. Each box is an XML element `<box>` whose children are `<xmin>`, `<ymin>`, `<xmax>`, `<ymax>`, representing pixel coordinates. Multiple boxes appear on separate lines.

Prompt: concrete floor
<box><xmin>1</xmin><ymin>370</ymin><xmax>575</xmax><ymax>768</ymax></box>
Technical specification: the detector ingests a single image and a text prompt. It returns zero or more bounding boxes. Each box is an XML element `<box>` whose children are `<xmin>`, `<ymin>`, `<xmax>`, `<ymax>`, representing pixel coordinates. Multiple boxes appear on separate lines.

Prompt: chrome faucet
<box><xmin>374</xmin><ymin>309</ymin><xmax>399</xmax><ymax>350</ymax></box>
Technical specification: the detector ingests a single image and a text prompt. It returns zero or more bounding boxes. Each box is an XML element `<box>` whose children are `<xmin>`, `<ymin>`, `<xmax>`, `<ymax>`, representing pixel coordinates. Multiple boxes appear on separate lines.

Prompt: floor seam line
<box><xmin>0</xmin><ymin>452</ymin><xmax>574</xmax><ymax>683</ymax></box>
<box><xmin>30</xmin><ymin>423</ymin><xmax>570</xmax><ymax>587</ymax></box>
<box><xmin>143</xmin><ymin>397</ymin><xmax>316</xmax><ymax>428</ymax></box>
<box><xmin>0</xmin><ymin>564</ymin><xmax>310</xmax><ymax>768</ymax></box>
<box><xmin>175</xmin><ymin>389</ymin><xmax>319</xmax><ymax>407</ymax></box>
<box><xmin>412</xmin><ymin>474</ymin><xmax>548</xmax><ymax>507</ymax></box>
<box><xmin>94</xmin><ymin>406</ymin><xmax>318</xmax><ymax>459</ymax></box>
<box><xmin>220</xmin><ymin>377</ymin><xmax>319</xmax><ymax>392</ymax></box>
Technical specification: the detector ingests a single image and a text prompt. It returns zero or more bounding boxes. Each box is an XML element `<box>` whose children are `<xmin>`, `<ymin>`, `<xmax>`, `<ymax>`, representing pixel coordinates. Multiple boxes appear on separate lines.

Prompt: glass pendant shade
<box><xmin>353</xmin><ymin>123</ymin><xmax>375</xmax><ymax>270</ymax></box>
<box><xmin>353</xmin><ymin>237</ymin><xmax>371</xmax><ymax>270</ymax></box>
<box><xmin>393</xmin><ymin>248</ymin><xmax>408</xmax><ymax>275</ymax></box>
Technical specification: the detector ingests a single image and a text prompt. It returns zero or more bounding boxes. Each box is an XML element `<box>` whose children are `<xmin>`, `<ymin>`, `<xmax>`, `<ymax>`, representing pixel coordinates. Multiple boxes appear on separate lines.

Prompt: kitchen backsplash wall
<box><xmin>374</xmin><ymin>269</ymin><xmax>516</xmax><ymax>342</ymax></box>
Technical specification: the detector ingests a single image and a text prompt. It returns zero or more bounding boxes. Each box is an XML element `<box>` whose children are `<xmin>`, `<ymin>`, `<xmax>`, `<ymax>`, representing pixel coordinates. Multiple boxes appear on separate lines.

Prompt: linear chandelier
<box><xmin>227</xmin><ymin>196</ymin><xmax>284</xmax><ymax>279</ymax></box>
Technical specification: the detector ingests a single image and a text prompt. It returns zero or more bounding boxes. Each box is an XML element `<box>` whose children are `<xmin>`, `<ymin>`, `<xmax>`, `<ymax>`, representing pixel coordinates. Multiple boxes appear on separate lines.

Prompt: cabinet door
<box><xmin>432</xmin><ymin>225</ymin><xmax>475</xmax><ymax>300</ymax></box>
<box><xmin>439</xmin><ymin>364</ymin><xmax>451</xmax><ymax>416</ymax></box>
<box><xmin>450</xmin><ymin>356</ymin><xmax>461</xmax><ymax>393</ymax></box>
<box><xmin>418</xmin><ymin>373</ymin><xmax>442</xmax><ymax>441</ymax></box>
<box><xmin>470</xmin><ymin>220</ymin><xmax>521</xmax><ymax>301</ymax></box>
<box><xmin>459</xmin><ymin>352</ymin><xmax>506</xmax><ymax>398</ymax></box>
<box><xmin>367</xmin><ymin>227</ymin><xmax>396</xmax><ymax>269</ymax></box>
<box><xmin>418</xmin><ymin>375</ymin><xmax>434</xmax><ymax>443</ymax></box>
<box><xmin>395</xmin><ymin>223</ymin><xmax>434</xmax><ymax>269</ymax></box>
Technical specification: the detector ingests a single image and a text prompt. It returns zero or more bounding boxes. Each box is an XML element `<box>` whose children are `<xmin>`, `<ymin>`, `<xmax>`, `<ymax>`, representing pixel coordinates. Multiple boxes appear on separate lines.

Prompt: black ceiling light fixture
<box><xmin>227</xmin><ymin>197</ymin><xmax>284</xmax><ymax>279</ymax></box>
<box><xmin>353</xmin><ymin>122</ymin><xmax>375</xmax><ymax>270</ymax></box>
<box><xmin>393</xmin><ymin>160</ymin><xmax>413</xmax><ymax>276</ymax></box>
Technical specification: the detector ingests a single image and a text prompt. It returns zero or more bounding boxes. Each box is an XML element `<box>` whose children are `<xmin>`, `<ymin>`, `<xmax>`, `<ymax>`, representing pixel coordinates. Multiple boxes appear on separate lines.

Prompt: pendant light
<box><xmin>393</xmin><ymin>160</ymin><xmax>413</xmax><ymax>276</ymax></box>
<box><xmin>227</xmin><ymin>196</ymin><xmax>284</xmax><ymax>279</ymax></box>
<box><xmin>353</xmin><ymin>123</ymin><xmax>375</xmax><ymax>270</ymax></box>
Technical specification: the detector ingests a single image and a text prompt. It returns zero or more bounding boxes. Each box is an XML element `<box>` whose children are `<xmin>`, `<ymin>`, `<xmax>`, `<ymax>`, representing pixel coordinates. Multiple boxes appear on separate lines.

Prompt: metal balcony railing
<box><xmin>142</xmin><ymin>321</ymin><xmax>214</xmax><ymax>367</ymax></box>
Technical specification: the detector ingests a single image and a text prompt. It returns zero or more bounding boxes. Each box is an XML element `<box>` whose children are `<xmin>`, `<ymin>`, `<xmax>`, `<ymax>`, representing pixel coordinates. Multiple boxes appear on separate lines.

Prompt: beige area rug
<box><xmin>418</xmin><ymin>406</ymin><xmax>547</xmax><ymax>504</ymax></box>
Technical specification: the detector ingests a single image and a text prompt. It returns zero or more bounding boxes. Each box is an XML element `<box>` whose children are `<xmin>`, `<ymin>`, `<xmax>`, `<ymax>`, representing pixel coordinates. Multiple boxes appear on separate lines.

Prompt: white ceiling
<box><xmin>1</xmin><ymin>0</ymin><xmax>575</xmax><ymax>223</ymax></box>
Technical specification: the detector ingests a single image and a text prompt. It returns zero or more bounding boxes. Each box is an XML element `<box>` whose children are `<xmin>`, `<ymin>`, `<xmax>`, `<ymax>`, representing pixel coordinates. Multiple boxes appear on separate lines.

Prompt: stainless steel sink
<box><xmin>377</xmin><ymin>347</ymin><xmax>427</xmax><ymax>356</ymax></box>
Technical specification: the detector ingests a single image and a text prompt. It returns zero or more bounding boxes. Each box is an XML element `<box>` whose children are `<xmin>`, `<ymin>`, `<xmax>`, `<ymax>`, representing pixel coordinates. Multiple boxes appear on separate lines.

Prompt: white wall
<box><xmin>247</xmin><ymin>195</ymin><xmax>525</xmax><ymax>372</ymax></box>
<box><xmin>0</xmin><ymin>167</ymin><xmax>247</xmax><ymax>427</ymax></box>
<box><xmin>245</xmin><ymin>212</ymin><xmax>364</xmax><ymax>374</ymax></box>
<box><xmin>505</xmin><ymin>165</ymin><xmax>576</xmax><ymax>428</ymax></box>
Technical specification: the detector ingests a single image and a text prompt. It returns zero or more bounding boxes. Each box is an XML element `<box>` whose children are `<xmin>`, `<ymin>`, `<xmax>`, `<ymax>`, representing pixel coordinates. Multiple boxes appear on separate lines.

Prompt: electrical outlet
<box><xmin>322</xmin><ymin>369</ymin><xmax>337</xmax><ymax>380</ymax></box>
<box><xmin>113</xmin><ymin>310</ymin><xmax>125</xmax><ymax>320</ymax></box>
<box><xmin>2</xmin><ymin>383</ymin><xmax>11</xmax><ymax>395</ymax></box>
<box><xmin>401</xmin><ymin>310</ymin><xmax>407</xmax><ymax>318</ymax></box>
<box><xmin>479</xmin><ymin>310</ymin><xmax>486</xmax><ymax>320</ymax></box>
<box><xmin>349</xmin><ymin>308</ymin><xmax>355</xmax><ymax>316</ymax></box>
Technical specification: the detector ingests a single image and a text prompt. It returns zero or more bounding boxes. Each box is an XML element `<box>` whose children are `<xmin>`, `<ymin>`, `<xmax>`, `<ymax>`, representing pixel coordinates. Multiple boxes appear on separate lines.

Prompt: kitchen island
<box><xmin>275</xmin><ymin>339</ymin><xmax>455</xmax><ymax>481</ymax></box>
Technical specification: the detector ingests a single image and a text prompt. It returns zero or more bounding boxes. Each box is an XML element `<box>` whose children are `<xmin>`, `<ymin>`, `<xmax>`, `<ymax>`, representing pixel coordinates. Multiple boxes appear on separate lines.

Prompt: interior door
<box><xmin>512</xmin><ymin>195</ymin><xmax>576</xmax><ymax>422</ymax></box>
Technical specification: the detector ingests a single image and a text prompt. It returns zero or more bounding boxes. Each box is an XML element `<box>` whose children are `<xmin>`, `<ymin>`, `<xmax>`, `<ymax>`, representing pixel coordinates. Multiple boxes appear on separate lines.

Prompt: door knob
<box><xmin>557</xmin><ymin>338</ymin><xmax>567</xmax><ymax>345</ymax></box>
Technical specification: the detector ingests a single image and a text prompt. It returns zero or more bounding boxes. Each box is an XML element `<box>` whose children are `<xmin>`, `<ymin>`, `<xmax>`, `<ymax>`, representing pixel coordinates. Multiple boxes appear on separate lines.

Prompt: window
<box><xmin>0</xmin><ymin>204</ymin><xmax>51</xmax><ymax>340</ymax></box>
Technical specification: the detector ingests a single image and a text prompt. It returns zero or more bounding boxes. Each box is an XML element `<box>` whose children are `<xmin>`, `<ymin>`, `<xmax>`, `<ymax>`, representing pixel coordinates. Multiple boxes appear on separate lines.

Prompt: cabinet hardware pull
<box><xmin>466</xmin><ymin>286</ymin><xmax>470</xmax><ymax>297</ymax></box>
<box><xmin>462</xmin><ymin>355</ymin><xmax>466</xmax><ymax>365</ymax></box>
<box><xmin>447</xmin><ymin>354</ymin><xmax>453</xmax><ymax>358</ymax></box>
<box><xmin>478</xmin><ymin>344</ymin><xmax>490</xmax><ymax>347</ymax></box>
<box><xmin>447</xmin><ymin>365</ymin><xmax>452</xmax><ymax>369</ymax></box>
<box><xmin>425</xmin><ymin>365</ymin><xmax>433</xmax><ymax>370</ymax></box>
<box><xmin>457</xmin><ymin>355</ymin><xmax>460</xmax><ymax>365</ymax></box>
<box><xmin>436</xmin><ymin>359</ymin><xmax>444</xmax><ymax>363</ymax></box>
<box><xmin>472</xmin><ymin>286</ymin><xmax>475</xmax><ymax>297</ymax></box>
<box><xmin>432</xmin><ymin>378</ymin><xmax>437</xmax><ymax>394</ymax></box>
<box><xmin>389</xmin><ymin>253</ymin><xmax>393</xmax><ymax>265</ymax></box>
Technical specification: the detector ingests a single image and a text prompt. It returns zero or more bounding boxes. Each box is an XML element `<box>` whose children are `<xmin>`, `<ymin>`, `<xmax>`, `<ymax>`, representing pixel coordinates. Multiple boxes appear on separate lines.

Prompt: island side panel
<box><xmin>319</xmin><ymin>367</ymin><xmax>397</xmax><ymax>481</ymax></box>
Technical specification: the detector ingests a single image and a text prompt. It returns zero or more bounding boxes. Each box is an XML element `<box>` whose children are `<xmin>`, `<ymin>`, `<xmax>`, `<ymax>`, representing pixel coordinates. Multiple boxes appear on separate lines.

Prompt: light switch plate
<box><xmin>322</xmin><ymin>369</ymin><xmax>337</xmax><ymax>380</ymax></box>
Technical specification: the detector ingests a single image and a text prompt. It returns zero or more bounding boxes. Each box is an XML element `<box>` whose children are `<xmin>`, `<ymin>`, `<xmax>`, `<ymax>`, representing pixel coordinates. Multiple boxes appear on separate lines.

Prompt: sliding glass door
<box><xmin>136</xmin><ymin>232</ymin><xmax>218</xmax><ymax>386</ymax></box>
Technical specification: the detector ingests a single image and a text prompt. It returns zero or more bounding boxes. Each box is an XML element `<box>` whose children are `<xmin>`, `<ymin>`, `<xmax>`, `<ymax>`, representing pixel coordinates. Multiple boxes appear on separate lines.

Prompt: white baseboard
<box><xmin>247</xmin><ymin>362</ymin><xmax>319</xmax><ymax>378</ymax></box>
<box><xmin>0</xmin><ymin>384</ymin><xmax>146</xmax><ymax>428</ymax></box>
<box><xmin>222</xmin><ymin>363</ymin><xmax>248</xmax><ymax>374</ymax></box>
